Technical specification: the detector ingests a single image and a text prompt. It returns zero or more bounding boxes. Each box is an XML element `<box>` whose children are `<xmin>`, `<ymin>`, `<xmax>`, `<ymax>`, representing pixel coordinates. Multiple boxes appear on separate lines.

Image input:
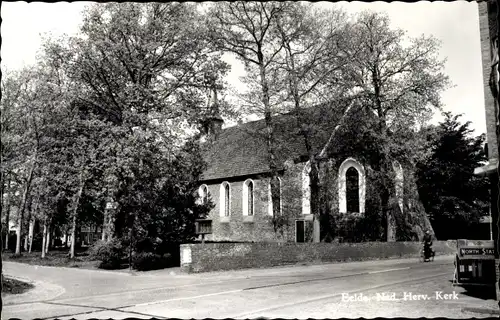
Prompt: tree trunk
<box><xmin>102</xmin><ymin>218</ymin><xmax>107</xmax><ymax>241</ymax></box>
<box><xmin>257</xmin><ymin>52</ymin><xmax>281</xmax><ymax>237</ymax></box>
<box><xmin>384</xmin><ymin>189</ymin><xmax>396</xmax><ymax>242</ymax></box>
<box><xmin>45</xmin><ymin>224</ymin><xmax>51</xmax><ymax>254</ymax></box>
<box><xmin>4</xmin><ymin>178</ymin><xmax>11</xmax><ymax>250</ymax></box>
<box><xmin>15</xmin><ymin>220</ymin><xmax>23</xmax><ymax>255</ymax></box>
<box><xmin>70</xmin><ymin>171</ymin><xmax>85</xmax><ymax>259</ymax></box>
<box><xmin>379</xmin><ymin>154</ymin><xmax>396</xmax><ymax>242</ymax></box>
<box><xmin>28</xmin><ymin>219</ymin><xmax>34</xmax><ymax>253</ymax></box>
<box><xmin>28</xmin><ymin>196</ymin><xmax>39</xmax><ymax>253</ymax></box>
<box><xmin>15</xmin><ymin>157</ymin><xmax>36</xmax><ymax>255</ymax></box>
<box><xmin>70</xmin><ymin>214</ymin><xmax>77</xmax><ymax>259</ymax></box>
<box><xmin>24</xmin><ymin>209</ymin><xmax>32</xmax><ymax>252</ymax></box>
<box><xmin>309</xmin><ymin>160</ymin><xmax>321</xmax><ymax>243</ymax></box>
<box><xmin>41</xmin><ymin>221</ymin><xmax>47</xmax><ymax>259</ymax></box>
<box><xmin>27</xmin><ymin>219</ymin><xmax>34</xmax><ymax>253</ymax></box>
<box><xmin>370</xmin><ymin>64</ymin><xmax>397</xmax><ymax>242</ymax></box>
<box><xmin>51</xmin><ymin>229</ymin><xmax>56</xmax><ymax>248</ymax></box>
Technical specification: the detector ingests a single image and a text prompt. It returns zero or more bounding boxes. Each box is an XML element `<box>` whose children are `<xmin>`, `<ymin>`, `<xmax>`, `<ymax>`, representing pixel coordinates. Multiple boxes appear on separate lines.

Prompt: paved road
<box><xmin>2</xmin><ymin>255</ymin><xmax>498</xmax><ymax>319</ymax></box>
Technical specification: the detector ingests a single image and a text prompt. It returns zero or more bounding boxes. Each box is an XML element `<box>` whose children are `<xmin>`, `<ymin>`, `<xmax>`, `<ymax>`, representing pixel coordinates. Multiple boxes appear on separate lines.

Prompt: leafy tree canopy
<box><xmin>416</xmin><ymin>112</ymin><xmax>489</xmax><ymax>239</ymax></box>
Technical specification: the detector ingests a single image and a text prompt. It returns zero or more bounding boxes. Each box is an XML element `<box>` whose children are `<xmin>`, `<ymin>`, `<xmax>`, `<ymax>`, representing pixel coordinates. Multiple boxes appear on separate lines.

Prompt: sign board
<box><xmin>460</xmin><ymin>248</ymin><xmax>495</xmax><ymax>256</ymax></box>
<box><xmin>456</xmin><ymin>239</ymin><xmax>495</xmax><ymax>259</ymax></box>
<box><xmin>195</xmin><ymin>219</ymin><xmax>212</xmax><ymax>235</ymax></box>
<box><xmin>454</xmin><ymin>238</ymin><xmax>496</xmax><ymax>286</ymax></box>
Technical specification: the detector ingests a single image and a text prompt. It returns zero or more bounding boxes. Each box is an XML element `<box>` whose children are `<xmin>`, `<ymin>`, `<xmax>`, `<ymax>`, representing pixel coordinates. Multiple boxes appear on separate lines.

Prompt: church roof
<box><xmin>201</xmin><ymin>100</ymin><xmax>350</xmax><ymax>181</ymax></box>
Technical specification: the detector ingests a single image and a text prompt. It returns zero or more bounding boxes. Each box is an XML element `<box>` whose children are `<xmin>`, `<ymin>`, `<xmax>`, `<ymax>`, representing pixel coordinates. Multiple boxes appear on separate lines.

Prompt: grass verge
<box><xmin>2</xmin><ymin>248</ymin><xmax>100</xmax><ymax>269</ymax></box>
<box><xmin>2</xmin><ymin>276</ymin><xmax>35</xmax><ymax>294</ymax></box>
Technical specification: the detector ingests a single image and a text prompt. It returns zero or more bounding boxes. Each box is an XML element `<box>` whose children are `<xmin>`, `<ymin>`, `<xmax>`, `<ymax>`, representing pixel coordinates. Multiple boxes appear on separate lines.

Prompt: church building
<box><xmin>197</xmin><ymin>100</ymin><xmax>432</xmax><ymax>243</ymax></box>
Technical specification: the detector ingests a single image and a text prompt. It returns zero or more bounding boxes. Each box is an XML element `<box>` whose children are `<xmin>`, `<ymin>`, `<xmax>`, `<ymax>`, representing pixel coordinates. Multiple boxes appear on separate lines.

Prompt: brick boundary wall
<box><xmin>180</xmin><ymin>241</ymin><xmax>457</xmax><ymax>273</ymax></box>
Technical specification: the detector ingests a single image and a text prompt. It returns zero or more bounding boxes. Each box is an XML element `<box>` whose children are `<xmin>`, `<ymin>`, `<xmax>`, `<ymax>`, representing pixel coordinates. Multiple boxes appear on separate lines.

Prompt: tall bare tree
<box><xmin>1</xmin><ymin>69</ymin><xmax>42</xmax><ymax>256</ymax></box>
<box><xmin>340</xmin><ymin>12</ymin><xmax>450</xmax><ymax>240</ymax></box>
<box><xmin>208</xmin><ymin>2</ymin><xmax>288</xmax><ymax>234</ymax></box>
<box><xmin>272</xmin><ymin>3</ymin><xmax>358</xmax><ymax>241</ymax></box>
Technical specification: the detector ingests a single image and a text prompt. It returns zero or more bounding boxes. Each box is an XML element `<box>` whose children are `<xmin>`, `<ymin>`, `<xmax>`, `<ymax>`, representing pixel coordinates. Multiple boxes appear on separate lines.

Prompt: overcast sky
<box><xmin>1</xmin><ymin>1</ymin><xmax>487</xmax><ymax>134</ymax></box>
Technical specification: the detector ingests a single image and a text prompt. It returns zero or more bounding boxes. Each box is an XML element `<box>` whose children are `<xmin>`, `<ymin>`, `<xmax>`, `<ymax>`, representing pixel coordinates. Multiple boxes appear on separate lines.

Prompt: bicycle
<box><xmin>420</xmin><ymin>246</ymin><xmax>435</xmax><ymax>262</ymax></box>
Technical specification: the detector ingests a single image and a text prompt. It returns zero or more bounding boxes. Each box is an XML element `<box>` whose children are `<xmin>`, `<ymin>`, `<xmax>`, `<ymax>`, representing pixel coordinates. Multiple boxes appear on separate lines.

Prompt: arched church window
<box><xmin>346</xmin><ymin>167</ymin><xmax>360</xmax><ymax>212</ymax></box>
<box><xmin>199</xmin><ymin>184</ymin><xmax>208</xmax><ymax>205</ymax></box>
<box><xmin>338</xmin><ymin>158</ymin><xmax>366</xmax><ymax>214</ymax></box>
<box><xmin>243</xmin><ymin>179</ymin><xmax>254</xmax><ymax>216</ymax></box>
<box><xmin>220</xmin><ymin>182</ymin><xmax>231</xmax><ymax>217</ymax></box>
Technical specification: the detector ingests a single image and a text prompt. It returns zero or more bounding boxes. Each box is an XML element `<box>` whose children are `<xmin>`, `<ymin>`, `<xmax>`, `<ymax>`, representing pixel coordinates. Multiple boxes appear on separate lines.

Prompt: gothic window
<box><xmin>302</xmin><ymin>162</ymin><xmax>311</xmax><ymax>215</ymax></box>
<box><xmin>199</xmin><ymin>184</ymin><xmax>208</xmax><ymax>205</ymax></box>
<box><xmin>346</xmin><ymin>167</ymin><xmax>360</xmax><ymax>213</ymax></box>
<box><xmin>243</xmin><ymin>179</ymin><xmax>255</xmax><ymax>216</ymax></box>
<box><xmin>220</xmin><ymin>182</ymin><xmax>231</xmax><ymax>217</ymax></box>
<box><xmin>268</xmin><ymin>177</ymin><xmax>282</xmax><ymax>216</ymax></box>
<box><xmin>338</xmin><ymin>158</ymin><xmax>366</xmax><ymax>214</ymax></box>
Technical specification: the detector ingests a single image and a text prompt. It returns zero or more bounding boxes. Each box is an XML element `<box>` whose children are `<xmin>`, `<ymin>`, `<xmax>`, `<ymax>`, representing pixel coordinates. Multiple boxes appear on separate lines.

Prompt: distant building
<box><xmin>475</xmin><ymin>0</ymin><xmax>500</xmax><ymax>300</ymax></box>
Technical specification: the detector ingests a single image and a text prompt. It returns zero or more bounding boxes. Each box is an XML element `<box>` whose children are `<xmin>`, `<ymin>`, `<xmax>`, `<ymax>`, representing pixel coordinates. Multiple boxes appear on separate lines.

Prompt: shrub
<box><xmin>135</xmin><ymin>238</ymin><xmax>155</xmax><ymax>253</ymax></box>
<box><xmin>53</xmin><ymin>238</ymin><xmax>63</xmax><ymax>247</ymax></box>
<box><xmin>2</xmin><ymin>275</ymin><xmax>35</xmax><ymax>294</ymax></box>
<box><xmin>332</xmin><ymin>211</ymin><xmax>385</xmax><ymax>242</ymax></box>
<box><xmin>132</xmin><ymin>252</ymin><xmax>172</xmax><ymax>271</ymax></box>
<box><xmin>88</xmin><ymin>239</ymin><xmax>124</xmax><ymax>269</ymax></box>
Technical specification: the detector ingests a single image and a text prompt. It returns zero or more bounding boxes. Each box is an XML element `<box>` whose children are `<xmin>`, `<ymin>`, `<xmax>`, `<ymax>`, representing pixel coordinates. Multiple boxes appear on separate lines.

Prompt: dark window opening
<box><xmin>248</xmin><ymin>181</ymin><xmax>254</xmax><ymax>216</ymax></box>
<box><xmin>224</xmin><ymin>183</ymin><xmax>230</xmax><ymax>216</ymax></box>
<box><xmin>346</xmin><ymin>167</ymin><xmax>360</xmax><ymax>213</ymax></box>
<box><xmin>296</xmin><ymin>220</ymin><xmax>305</xmax><ymax>243</ymax></box>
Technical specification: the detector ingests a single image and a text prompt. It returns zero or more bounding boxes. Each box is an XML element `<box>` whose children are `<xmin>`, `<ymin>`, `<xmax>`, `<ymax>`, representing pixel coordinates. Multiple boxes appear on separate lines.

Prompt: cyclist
<box><xmin>422</xmin><ymin>230</ymin><xmax>434</xmax><ymax>260</ymax></box>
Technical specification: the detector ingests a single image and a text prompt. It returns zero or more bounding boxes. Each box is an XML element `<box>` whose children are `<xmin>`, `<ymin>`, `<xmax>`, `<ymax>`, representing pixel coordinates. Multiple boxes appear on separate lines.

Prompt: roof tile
<box><xmin>201</xmin><ymin>101</ymin><xmax>349</xmax><ymax>181</ymax></box>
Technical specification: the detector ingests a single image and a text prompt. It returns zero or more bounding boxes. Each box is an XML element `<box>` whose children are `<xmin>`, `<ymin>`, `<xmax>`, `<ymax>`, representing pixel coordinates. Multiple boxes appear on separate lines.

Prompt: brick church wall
<box><xmin>203</xmin><ymin>176</ymin><xmax>276</xmax><ymax>242</ymax></box>
<box><xmin>201</xmin><ymin>160</ymin><xmax>313</xmax><ymax>242</ymax></box>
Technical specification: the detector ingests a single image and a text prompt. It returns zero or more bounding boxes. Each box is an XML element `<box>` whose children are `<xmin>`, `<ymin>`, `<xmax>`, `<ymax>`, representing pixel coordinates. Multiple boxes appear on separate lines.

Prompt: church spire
<box><xmin>199</xmin><ymin>81</ymin><xmax>224</xmax><ymax>142</ymax></box>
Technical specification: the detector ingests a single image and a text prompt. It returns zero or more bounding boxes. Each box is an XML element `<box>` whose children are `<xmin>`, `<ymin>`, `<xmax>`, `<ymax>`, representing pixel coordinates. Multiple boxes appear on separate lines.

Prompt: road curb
<box><xmin>3</xmin><ymin>274</ymin><xmax>35</xmax><ymax>284</ymax></box>
<box><xmin>4</xmin><ymin>261</ymin><xmax>133</xmax><ymax>276</ymax></box>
